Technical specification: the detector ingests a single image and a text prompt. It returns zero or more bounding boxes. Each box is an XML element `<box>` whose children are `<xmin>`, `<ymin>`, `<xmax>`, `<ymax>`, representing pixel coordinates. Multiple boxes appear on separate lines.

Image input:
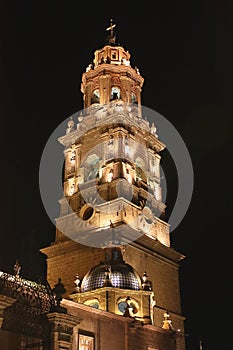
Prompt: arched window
<box><xmin>135</xmin><ymin>157</ymin><xmax>147</xmax><ymax>183</ymax></box>
<box><xmin>91</xmin><ymin>89</ymin><xmax>100</xmax><ymax>104</ymax></box>
<box><xmin>111</xmin><ymin>86</ymin><xmax>121</xmax><ymax>101</ymax></box>
<box><xmin>131</xmin><ymin>93</ymin><xmax>137</xmax><ymax>104</ymax></box>
<box><xmin>84</xmin><ymin>154</ymin><xmax>100</xmax><ymax>181</ymax></box>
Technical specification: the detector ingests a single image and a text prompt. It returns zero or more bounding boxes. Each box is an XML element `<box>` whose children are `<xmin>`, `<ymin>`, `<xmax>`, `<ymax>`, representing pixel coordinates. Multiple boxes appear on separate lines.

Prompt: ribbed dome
<box><xmin>81</xmin><ymin>248</ymin><xmax>142</xmax><ymax>292</ymax></box>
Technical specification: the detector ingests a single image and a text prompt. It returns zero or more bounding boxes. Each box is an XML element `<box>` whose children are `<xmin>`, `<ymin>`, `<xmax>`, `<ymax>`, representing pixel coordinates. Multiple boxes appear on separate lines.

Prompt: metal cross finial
<box><xmin>106</xmin><ymin>19</ymin><xmax>116</xmax><ymax>37</ymax></box>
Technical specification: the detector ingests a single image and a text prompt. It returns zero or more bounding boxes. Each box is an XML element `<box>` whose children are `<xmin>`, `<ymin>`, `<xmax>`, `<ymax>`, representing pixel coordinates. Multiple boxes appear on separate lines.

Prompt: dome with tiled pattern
<box><xmin>80</xmin><ymin>248</ymin><xmax>142</xmax><ymax>292</ymax></box>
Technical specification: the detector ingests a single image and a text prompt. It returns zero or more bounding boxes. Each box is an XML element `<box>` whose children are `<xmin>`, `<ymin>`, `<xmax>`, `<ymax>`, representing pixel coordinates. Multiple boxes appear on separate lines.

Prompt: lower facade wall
<box><xmin>65</xmin><ymin>300</ymin><xmax>179</xmax><ymax>350</ymax></box>
<box><xmin>0</xmin><ymin>329</ymin><xmax>48</xmax><ymax>350</ymax></box>
<box><xmin>0</xmin><ymin>302</ymin><xmax>186</xmax><ymax>350</ymax></box>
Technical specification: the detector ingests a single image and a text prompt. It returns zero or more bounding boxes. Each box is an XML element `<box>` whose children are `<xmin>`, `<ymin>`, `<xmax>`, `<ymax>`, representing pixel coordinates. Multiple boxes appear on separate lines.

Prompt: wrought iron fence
<box><xmin>0</xmin><ymin>271</ymin><xmax>55</xmax><ymax>313</ymax></box>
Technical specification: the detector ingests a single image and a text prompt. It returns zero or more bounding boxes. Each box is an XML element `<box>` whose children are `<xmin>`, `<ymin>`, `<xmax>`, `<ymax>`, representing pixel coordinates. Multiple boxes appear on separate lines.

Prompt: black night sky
<box><xmin>0</xmin><ymin>2</ymin><xmax>232</xmax><ymax>349</ymax></box>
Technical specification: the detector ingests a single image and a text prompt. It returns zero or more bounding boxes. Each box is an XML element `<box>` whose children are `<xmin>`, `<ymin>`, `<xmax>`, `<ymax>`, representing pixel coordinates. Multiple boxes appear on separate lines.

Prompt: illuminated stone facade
<box><xmin>0</xmin><ymin>23</ymin><xmax>186</xmax><ymax>350</ymax></box>
<box><xmin>41</xmin><ymin>25</ymin><xmax>186</xmax><ymax>350</ymax></box>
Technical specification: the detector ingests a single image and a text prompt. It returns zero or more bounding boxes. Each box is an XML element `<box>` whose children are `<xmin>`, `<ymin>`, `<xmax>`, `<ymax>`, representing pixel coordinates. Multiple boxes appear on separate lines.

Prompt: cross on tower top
<box><xmin>106</xmin><ymin>19</ymin><xmax>116</xmax><ymax>45</ymax></box>
<box><xmin>106</xmin><ymin>19</ymin><xmax>116</xmax><ymax>36</ymax></box>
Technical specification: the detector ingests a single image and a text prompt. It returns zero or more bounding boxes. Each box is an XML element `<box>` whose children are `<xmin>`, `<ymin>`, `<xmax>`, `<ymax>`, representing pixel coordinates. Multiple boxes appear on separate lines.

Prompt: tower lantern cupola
<box><xmin>81</xmin><ymin>20</ymin><xmax>144</xmax><ymax>108</ymax></box>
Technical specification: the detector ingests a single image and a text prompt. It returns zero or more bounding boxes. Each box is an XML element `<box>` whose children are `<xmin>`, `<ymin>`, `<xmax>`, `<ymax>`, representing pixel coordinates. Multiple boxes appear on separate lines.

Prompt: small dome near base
<box><xmin>81</xmin><ymin>248</ymin><xmax>142</xmax><ymax>292</ymax></box>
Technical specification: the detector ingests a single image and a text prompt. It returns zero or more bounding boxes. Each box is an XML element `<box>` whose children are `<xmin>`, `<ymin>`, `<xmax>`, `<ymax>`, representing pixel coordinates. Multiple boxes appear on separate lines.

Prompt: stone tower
<box><xmin>41</xmin><ymin>21</ymin><xmax>186</xmax><ymax>350</ymax></box>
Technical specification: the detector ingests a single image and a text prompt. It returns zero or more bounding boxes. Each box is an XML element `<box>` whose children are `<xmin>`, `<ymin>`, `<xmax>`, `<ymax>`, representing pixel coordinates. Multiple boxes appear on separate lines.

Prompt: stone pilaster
<box><xmin>47</xmin><ymin>312</ymin><xmax>82</xmax><ymax>350</ymax></box>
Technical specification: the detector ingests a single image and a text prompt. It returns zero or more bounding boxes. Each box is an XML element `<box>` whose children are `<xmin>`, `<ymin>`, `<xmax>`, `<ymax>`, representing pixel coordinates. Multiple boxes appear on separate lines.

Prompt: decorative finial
<box><xmin>66</xmin><ymin>116</ymin><xmax>75</xmax><ymax>134</ymax></box>
<box><xmin>106</xmin><ymin>19</ymin><xmax>116</xmax><ymax>45</ymax></box>
<box><xmin>150</xmin><ymin>122</ymin><xmax>158</xmax><ymax>137</ymax></box>
<box><xmin>103</xmin><ymin>267</ymin><xmax>113</xmax><ymax>287</ymax></box>
<box><xmin>108</xmin><ymin>220</ymin><xmax>121</xmax><ymax>246</ymax></box>
<box><xmin>74</xmin><ymin>274</ymin><xmax>81</xmax><ymax>292</ymax></box>
<box><xmin>52</xmin><ymin>278</ymin><xmax>66</xmax><ymax>307</ymax></box>
<box><xmin>78</xmin><ymin>112</ymin><xmax>84</xmax><ymax>123</ymax></box>
<box><xmin>13</xmin><ymin>259</ymin><xmax>21</xmax><ymax>278</ymax></box>
<box><xmin>141</xmin><ymin>271</ymin><xmax>152</xmax><ymax>291</ymax></box>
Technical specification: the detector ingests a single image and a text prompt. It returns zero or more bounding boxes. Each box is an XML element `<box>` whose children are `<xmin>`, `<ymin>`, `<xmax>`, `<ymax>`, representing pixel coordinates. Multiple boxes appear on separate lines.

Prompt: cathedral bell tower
<box><xmin>56</xmin><ymin>20</ymin><xmax>169</xmax><ymax>249</ymax></box>
<box><xmin>41</xmin><ymin>21</ymin><xmax>186</xmax><ymax>350</ymax></box>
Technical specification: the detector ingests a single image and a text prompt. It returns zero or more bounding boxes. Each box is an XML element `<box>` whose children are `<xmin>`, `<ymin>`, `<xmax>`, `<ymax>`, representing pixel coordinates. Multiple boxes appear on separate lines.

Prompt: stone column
<box><xmin>47</xmin><ymin>312</ymin><xmax>81</xmax><ymax>350</ymax></box>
